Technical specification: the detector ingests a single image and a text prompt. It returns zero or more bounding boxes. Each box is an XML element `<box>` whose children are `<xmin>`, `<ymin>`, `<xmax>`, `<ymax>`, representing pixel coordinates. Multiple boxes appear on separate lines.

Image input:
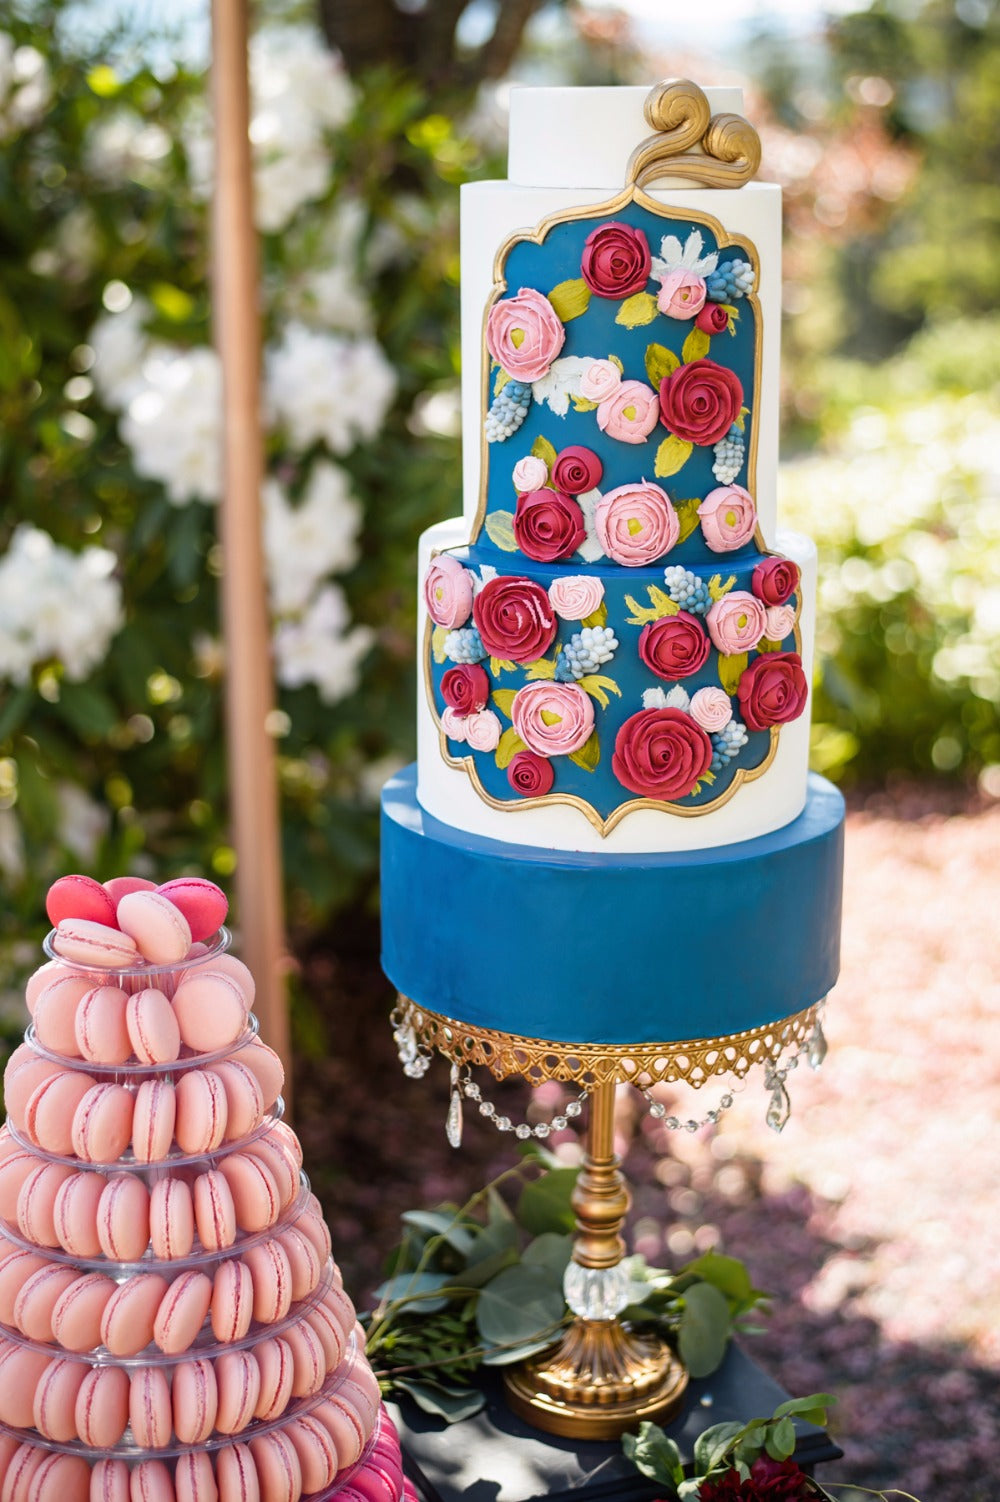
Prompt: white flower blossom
<box><xmin>84</xmin><ymin>110</ymin><xmax>171</xmax><ymax>185</ymax></box>
<box><xmin>89</xmin><ymin>297</ymin><xmax>154</xmax><ymax>411</ymax></box>
<box><xmin>56</xmin><ymin>783</ymin><xmax>110</xmax><ymax>862</ymax></box>
<box><xmin>650</xmin><ymin>229</ymin><xmax>719</xmax><ymax>284</ymax></box>
<box><xmin>272</xmin><ymin>584</ymin><xmax>373</xmax><ymax>704</ymax></box>
<box><xmin>263</xmin><ymin>461</ymin><xmax>363</xmax><ymax>615</ymax></box>
<box><xmin>0</xmin><ymin>527</ymin><xmax>121</xmax><ymax>684</ymax></box>
<box><xmin>121</xmin><ymin>346</ymin><xmax>223</xmax><ymax>505</ymax></box>
<box><xmin>532</xmin><ymin>356</ymin><xmax>596</xmax><ymax>417</ymax></box>
<box><xmin>267</xmin><ymin>323</ymin><xmax>395</xmax><ymax>454</ymax></box>
<box><xmin>0</xmin><ymin>38</ymin><xmax>50</xmax><ymax>140</ymax></box>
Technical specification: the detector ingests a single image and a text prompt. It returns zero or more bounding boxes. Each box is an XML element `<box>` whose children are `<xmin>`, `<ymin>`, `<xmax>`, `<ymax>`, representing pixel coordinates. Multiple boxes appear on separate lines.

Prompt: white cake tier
<box><xmin>415</xmin><ymin>519</ymin><xmax>817</xmax><ymax>855</ymax></box>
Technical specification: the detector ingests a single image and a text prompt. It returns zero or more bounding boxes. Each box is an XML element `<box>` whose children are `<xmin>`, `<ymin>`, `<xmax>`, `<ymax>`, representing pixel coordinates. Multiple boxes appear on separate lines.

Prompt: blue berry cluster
<box><xmin>710</xmin><ymin>718</ymin><xmax>749</xmax><ymax>772</ymax></box>
<box><xmin>443</xmin><ymin>626</ymin><xmax>487</xmax><ymax>664</ymax></box>
<box><xmin>484</xmin><ymin>380</ymin><xmax>532</xmax><ymax>443</ymax></box>
<box><xmin>555</xmin><ymin>626</ymin><xmax>619</xmax><ymax>681</ymax></box>
<box><xmin>705</xmin><ymin>259</ymin><xmax>755</xmax><ymax>302</ymax></box>
<box><xmin>663</xmin><ymin>565</ymin><xmax>710</xmax><ymax>615</ymax></box>
<box><xmin>712</xmin><ymin>424</ymin><xmax>746</xmax><ymax>484</ymax></box>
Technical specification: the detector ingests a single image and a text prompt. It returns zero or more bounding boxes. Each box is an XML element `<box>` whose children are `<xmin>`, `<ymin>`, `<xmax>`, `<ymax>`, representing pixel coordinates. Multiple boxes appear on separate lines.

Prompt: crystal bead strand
<box><xmin>459</xmin><ymin>1073</ymin><xmax>589</xmax><ymax>1140</ymax></box>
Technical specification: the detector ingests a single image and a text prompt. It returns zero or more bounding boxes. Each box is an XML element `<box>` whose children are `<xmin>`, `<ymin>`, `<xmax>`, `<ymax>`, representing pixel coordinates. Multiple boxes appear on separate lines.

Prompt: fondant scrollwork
<box><xmin>626</xmin><ymin>78</ymin><xmax>762</xmax><ymax>190</ymax></box>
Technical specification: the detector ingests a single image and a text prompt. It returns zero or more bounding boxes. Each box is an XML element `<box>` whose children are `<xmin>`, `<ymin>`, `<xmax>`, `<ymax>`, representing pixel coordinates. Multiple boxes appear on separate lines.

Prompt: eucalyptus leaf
<box><xmin>374</xmin><ymin>1271</ymin><xmax>453</xmax><ymax>1314</ymax></box>
<box><xmin>480</xmin><ymin>1333</ymin><xmax>561</xmax><ymax>1366</ymax></box>
<box><xmin>400</xmin><ymin>1210</ymin><xmax>478</xmax><ymax>1258</ymax></box>
<box><xmin>475</xmin><ymin>1264</ymin><xmax>566</xmax><ymax>1347</ymax></box>
<box><xmin>516</xmin><ymin>1168</ymin><xmax>578</xmax><ymax>1235</ymax></box>
<box><xmin>521</xmin><ymin>1232</ymin><xmax>573</xmax><ymax>1282</ymax></box>
<box><xmin>391</xmin><ymin>1378</ymin><xmax>485</xmax><ymax>1423</ymax></box>
<box><xmin>677</xmin><ymin>1281</ymin><xmax>731</xmax><ymax>1378</ymax></box>
<box><xmin>455</xmin><ymin>1246</ymin><xmax>519</xmax><ymax>1289</ymax></box>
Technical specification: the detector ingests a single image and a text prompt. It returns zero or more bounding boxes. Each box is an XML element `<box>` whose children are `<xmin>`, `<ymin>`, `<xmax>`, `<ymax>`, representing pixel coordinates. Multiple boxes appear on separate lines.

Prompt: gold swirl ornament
<box><xmin>626</xmin><ymin>78</ymin><xmax>762</xmax><ymax>189</ymax></box>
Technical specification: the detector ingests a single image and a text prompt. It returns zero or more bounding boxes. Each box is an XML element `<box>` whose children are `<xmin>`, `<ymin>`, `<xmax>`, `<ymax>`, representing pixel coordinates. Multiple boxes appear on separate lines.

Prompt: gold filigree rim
<box><xmin>392</xmin><ymin>995</ymin><xmax>823</xmax><ymax>1088</ymax></box>
<box><xmin>625</xmin><ymin>80</ymin><xmax>762</xmax><ymax>191</ymax></box>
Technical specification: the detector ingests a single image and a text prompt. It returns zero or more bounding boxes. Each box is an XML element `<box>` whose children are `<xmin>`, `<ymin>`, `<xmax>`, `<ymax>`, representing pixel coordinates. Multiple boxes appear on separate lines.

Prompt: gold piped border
<box><xmin>393</xmin><ymin>995</ymin><xmax>822</xmax><ymax>1088</ymax></box>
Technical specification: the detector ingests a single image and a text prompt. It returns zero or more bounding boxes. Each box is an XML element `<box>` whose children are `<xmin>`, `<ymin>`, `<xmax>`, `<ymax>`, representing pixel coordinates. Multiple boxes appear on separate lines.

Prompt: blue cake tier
<box><xmin>381</xmin><ymin>766</ymin><xmax>844</xmax><ymax>1045</ymax></box>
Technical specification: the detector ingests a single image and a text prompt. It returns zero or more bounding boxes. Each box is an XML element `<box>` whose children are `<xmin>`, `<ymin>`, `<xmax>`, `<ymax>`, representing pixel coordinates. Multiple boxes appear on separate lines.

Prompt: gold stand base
<box><xmin>503</xmin><ymin>1318</ymin><xmax>689</xmax><ymax>1440</ymax></box>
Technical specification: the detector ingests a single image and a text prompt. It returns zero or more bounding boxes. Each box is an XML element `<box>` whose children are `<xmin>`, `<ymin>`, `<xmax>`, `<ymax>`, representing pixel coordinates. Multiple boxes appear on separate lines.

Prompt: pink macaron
<box><xmin>1</xmin><ymin>1442</ymin><xmax>47</xmax><ymax>1502</ymax></box>
<box><xmin>25</xmin><ymin>960</ymin><xmax>65</xmax><ymax>1013</ymax></box>
<box><xmin>253</xmin><ymin>1335</ymin><xmax>294</xmax><ymax>1421</ymax></box>
<box><xmin>128</xmin><ymin>1364</ymin><xmax>173</xmax><ymax>1449</ymax></box>
<box><xmin>0</xmin><ymin>1340</ymin><xmax>52</xmax><ymax>1427</ymax></box>
<box><xmin>193</xmin><ymin>1170</ymin><xmax>237</xmax><ymax>1252</ymax></box>
<box><xmin>0</xmin><ymin>1149</ymin><xmax>44</xmax><ymax>1221</ymax></box>
<box><xmin>0</xmin><ymin>1435</ymin><xmax>22</xmax><ymax>1489</ymax></box>
<box><xmin>172</xmin><ymin>1356</ymin><xmax>219</xmax><ymax>1445</ymax></box>
<box><xmin>349</xmin><ymin>1461</ymin><xmax>401</xmax><ymax>1502</ymax></box>
<box><xmin>174</xmin><ymin>1069</ymin><xmax>228</xmax><ymax>1154</ymax></box>
<box><xmin>214</xmin><ymin>1060</ymin><xmax>264</xmax><ymax>1141</ymax></box>
<box><xmin>216</xmin><ymin>1444</ymin><xmax>261</xmax><ymax>1502</ymax></box>
<box><xmin>214</xmin><ymin>1349</ymin><xmax>261</xmax><ymax>1435</ymax></box>
<box><xmin>99</xmin><ymin>1270</ymin><xmax>169</xmax><ymax>1356</ymax></box>
<box><xmin>277</xmin><ymin>1225</ymin><xmax>322</xmax><ymax>1300</ymax></box>
<box><xmin>103</xmin><ymin>874</ymin><xmax>157</xmax><ymax>907</ymax></box>
<box><xmin>149</xmin><ymin>1176</ymin><xmax>195</xmax><ymax>1260</ymax></box>
<box><xmin>90</xmin><ymin>1459</ymin><xmax>132</xmax><ymax>1502</ymax></box>
<box><xmin>173</xmin><ymin>1453</ymin><xmax>218</xmax><ymax>1502</ymax></box>
<box><xmin>211</xmin><ymin>1258</ymin><xmax>254</xmax><ymax>1343</ymax></box>
<box><xmin>172</xmin><ymin>970</ymin><xmax>247</xmax><ymax>1055</ymax></box>
<box><xmin>74</xmin><ymin>984</ymin><xmax>131</xmax><ymax>1065</ymax></box>
<box><xmin>75</xmin><ymin>1363</ymin><xmax>130</xmax><ymax>1447</ymax></box>
<box><xmin>157</xmin><ymin>877</ymin><xmax>228</xmax><ymax>943</ymax></box>
<box><xmin>126</xmin><ymin>986</ymin><xmax>182</xmax><ymax>1065</ymax></box>
<box><xmin>298</xmin><ymin>1201</ymin><xmax>333</xmax><ymax>1262</ymax></box>
<box><xmin>117</xmin><ymin>889</ymin><xmax>192</xmax><ymax>966</ymax></box>
<box><xmin>312</xmin><ymin>1394</ymin><xmax>365</xmax><ymax>1467</ymax></box>
<box><xmin>304</xmin><ymin>1304</ymin><xmax>345</xmax><ymax>1372</ymax></box>
<box><xmin>32</xmin><ymin>972</ymin><xmax>93</xmax><ymax>1056</ymax></box>
<box><xmin>284</xmin><ymin>1415</ymin><xmax>339</xmax><ymax>1493</ymax></box>
<box><xmin>17</xmin><ymin>1161</ymin><xmax>75</xmax><ymax>1247</ymax></box>
<box><xmin>129</xmin><ymin>1461</ymin><xmax>175</xmax><ymax>1502</ymax></box>
<box><xmin>246</xmin><ymin>1139</ymin><xmax>297</xmax><ymax>1209</ymax></box>
<box><xmin>13</xmin><ymin>1261</ymin><xmax>78</xmax><ymax>1340</ymax></box>
<box><xmin>218</xmin><ymin>1153</ymin><xmax>280</xmax><ymax>1233</ymax></box>
<box><xmin>0</xmin><ymin>1247</ymin><xmax>50</xmax><ymax>1323</ymax></box>
<box><xmin>248</xmin><ymin>1431</ymin><xmax>303</xmax><ymax>1502</ymax></box>
<box><xmin>2</xmin><ymin>1052</ymin><xmax>62</xmax><ymax>1131</ymax></box>
<box><xmin>97</xmin><ymin>1174</ymin><xmax>151</xmax><ymax>1262</ymax></box>
<box><xmin>33</xmin><ymin>1356</ymin><xmax>87</xmax><ymax>1441</ymax></box>
<box><xmin>50</xmin><ymin>1270</ymin><xmax>116</xmax><ymax>1352</ymax></box>
<box><xmin>284</xmin><ymin>1318</ymin><xmax>326</xmax><ymax>1396</ymax></box>
<box><xmin>46</xmin><ymin>874</ymin><xmax>118</xmax><ymax>930</ymax></box>
<box><xmin>152</xmin><ymin>1268</ymin><xmax>213</xmax><ymax>1355</ymax></box>
<box><xmin>231</xmin><ymin>1039</ymin><xmax>282</xmax><ymax>1107</ymax></box>
<box><xmin>24</xmin><ymin>1069</ymin><xmax>97</xmax><ymax>1154</ymax></box>
<box><xmin>22</xmin><ymin>1452</ymin><xmax>90</xmax><ymax>1502</ymax></box>
<box><xmin>51</xmin><ymin>918</ymin><xmax>139</xmax><ymax>970</ymax></box>
<box><xmin>132</xmin><ymin>1078</ymin><xmax>177</xmax><ymax>1162</ymax></box>
<box><xmin>71</xmin><ymin>1081</ymin><xmax>134</xmax><ymax>1162</ymax></box>
<box><xmin>242</xmin><ymin>1238</ymin><xmax>292</xmax><ymax>1324</ymax></box>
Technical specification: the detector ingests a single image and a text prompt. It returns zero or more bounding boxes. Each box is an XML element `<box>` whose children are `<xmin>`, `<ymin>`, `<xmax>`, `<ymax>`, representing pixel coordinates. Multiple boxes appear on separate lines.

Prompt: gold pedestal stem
<box><xmin>503</xmin><ymin>1081</ymin><xmax>688</xmax><ymax>1439</ymax></box>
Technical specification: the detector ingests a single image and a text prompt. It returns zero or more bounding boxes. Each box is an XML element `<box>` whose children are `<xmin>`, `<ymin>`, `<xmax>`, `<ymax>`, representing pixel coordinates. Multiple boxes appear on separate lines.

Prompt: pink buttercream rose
<box><xmin>688</xmin><ymin>685</ymin><xmax>734</xmax><ymax>733</ymax></box>
<box><xmin>698</xmin><ymin>484</ymin><xmax>758</xmax><ymax>552</ymax></box>
<box><xmin>579</xmin><ymin>359</ymin><xmax>622</xmax><ymax>403</ymax></box>
<box><xmin>441</xmin><ymin>706</ymin><xmax>468</xmax><ymax>742</ymax></box>
<box><xmin>424</xmin><ymin>554</ymin><xmax>474</xmax><ymax>630</ymax></box>
<box><xmin>465</xmin><ymin>709</ymin><xmax>502</xmax><ymax>752</ymax></box>
<box><xmin>595</xmin><ymin>482</ymin><xmax>680</xmax><ymax>566</ymax></box>
<box><xmin>764</xmin><ymin>604</ymin><xmax>797</xmax><ymax>642</ymax></box>
<box><xmin>706</xmin><ymin>590</ymin><xmax>768</xmax><ymax>655</ymax></box>
<box><xmin>548</xmin><ymin>576</ymin><xmax>605</xmax><ymax>621</ymax></box>
<box><xmin>512</xmin><ymin>454</ymin><xmax>549</xmax><ymax>493</ymax></box>
<box><xmin>511</xmin><ymin>682</ymin><xmax>595</xmax><ymax>758</ymax></box>
<box><xmin>656</xmin><ymin>269</ymin><xmax>707</xmax><ymax>320</ymax></box>
<box><xmin>486</xmin><ymin>288</ymin><xmax>565</xmax><ymax>383</ymax></box>
<box><xmin>597</xmin><ymin>380</ymin><xmax>661</xmax><ymax>444</ymax></box>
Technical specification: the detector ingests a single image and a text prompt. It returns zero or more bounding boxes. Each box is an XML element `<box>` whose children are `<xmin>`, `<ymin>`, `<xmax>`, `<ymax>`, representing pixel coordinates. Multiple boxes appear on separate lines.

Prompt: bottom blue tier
<box><xmin>380</xmin><ymin>766</ymin><xmax>844</xmax><ymax>1045</ymax></box>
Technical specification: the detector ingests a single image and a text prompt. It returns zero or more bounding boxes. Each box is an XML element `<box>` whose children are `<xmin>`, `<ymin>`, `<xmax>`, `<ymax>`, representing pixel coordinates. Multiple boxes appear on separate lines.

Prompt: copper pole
<box><xmin>210</xmin><ymin>0</ymin><xmax>291</xmax><ymax>1095</ymax></box>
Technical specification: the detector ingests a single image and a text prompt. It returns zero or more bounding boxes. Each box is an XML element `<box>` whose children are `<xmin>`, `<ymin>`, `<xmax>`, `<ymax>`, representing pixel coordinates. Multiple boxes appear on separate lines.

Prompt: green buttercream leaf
<box><xmin>608</xmin><ymin>352</ymin><xmax>625</xmax><ymax>374</ymax></box>
<box><xmin>580</xmin><ymin>603</ymin><xmax>608</xmax><ymax>629</ymax></box>
<box><xmin>577</xmin><ymin>674</ymin><xmax>621</xmax><ymax>710</ymax></box>
<box><xmin>674</xmin><ymin>497</ymin><xmax>702</xmax><ymax>544</ymax></box>
<box><xmin>495</xmin><ymin>727</ymin><xmax>527</xmax><ymax>770</ymax></box>
<box><xmin>492</xmin><ymin>688</ymin><xmax>518</xmax><ymax>718</ymax></box>
<box><xmin>530</xmin><ymin>434</ymin><xmax>558</xmax><ymax>471</ymax></box>
<box><xmin>647</xmin><ymin>584</ymin><xmax>680</xmax><ymax>620</ymax></box>
<box><xmin>735</xmin><ymin>406</ymin><xmax>749</xmax><ymax>433</ymax></box>
<box><xmin>718</xmin><ymin>653</ymin><xmax>748</xmax><ymax>696</ymax></box>
<box><xmin>654</xmin><ymin>435</ymin><xmax>693</xmax><ymax>478</ymax></box>
<box><xmin>682</xmin><ymin>326</ymin><xmax>712</xmax><ymax>364</ymax></box>
<box><xmin>571</xmin><ymin>394</ymin><xmax>599</xmax><ymax>412</ymax></box>
<box><xmin>494</xmin><ymin>369</ymin><xmax>510</xmax><ymax>396</ymax></box>
<box><xmin>615</xmin><ymin>291</ymin><xmax>658</xmax><ymax>329</ymax></box>
<box><xmin>757</xmin><ymin>637</ymin><xmax>783</xmax><ymax>653</ymax></box>
<box><xmin>644</xmin><ymin>341</ymin><xmax>680</xmax><ymax>386</ymax></box>
<box><xmin>624</xmin><ymin>592</ymin><xmax>663</xmax><ymax>627</ymax></box>
<box><xmin>547</xmin><ymin>278</ymin><xmax>591</xmax><ymax>322</ymax></box>
<box><xmin>485</xmin><ymin>510</ymin><xmax>518</xmax><ymax>552</ymax></box>
<box><xmin>568</xmin><ymin>730</ymin><xmax>601</xmax><ymax>772</ymax></box>
<box><xmin>431</xmin><ymin>625</ymin><xmax>449</xmax><ymax>664</ymax></box>
<box><xmin>708</xmin><ymin>574</ymin><xmax>736</xmax><ymax>601</ymax></box>
<box><xmin>524</xmin><ymin>657</ymin><xmax>557</xmax><ymax>681</ymax></box>
<box><xmin>722</xmin><ymin>303</ymin><xmax>740</xmax><ymax>335</ymax></box>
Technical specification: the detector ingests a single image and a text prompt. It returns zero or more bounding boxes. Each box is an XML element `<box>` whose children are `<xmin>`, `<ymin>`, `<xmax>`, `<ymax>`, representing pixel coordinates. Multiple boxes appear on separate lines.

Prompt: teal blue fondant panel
<box><xmin>381</xmin><ymin>767</ymin><xmax>844</xmax><ymax>1045</ymax></box>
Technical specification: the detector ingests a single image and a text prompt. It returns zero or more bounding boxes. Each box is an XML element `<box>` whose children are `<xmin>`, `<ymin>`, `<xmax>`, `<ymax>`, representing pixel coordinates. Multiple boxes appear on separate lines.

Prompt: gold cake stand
<box><xmin>392</xmin><ymin>997</ymin><xmax>822</xmax><ymax>1439</ymax></box>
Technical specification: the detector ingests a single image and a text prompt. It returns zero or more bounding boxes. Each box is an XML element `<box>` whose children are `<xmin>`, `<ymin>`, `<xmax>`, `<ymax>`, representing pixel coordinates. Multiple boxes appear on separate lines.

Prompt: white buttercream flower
<box><xmin>650</xmin><ymin>228</ymin><xmax>719</xmax><ymax>284</ymax></box>
<box><xmin>272</xmin><ymin>584</ymin><xmax>373</xmax><ymax>704</ymax></box>
<box><xmin>263</xmin><ymin>461</ymin><xmax>363</xmax><ymax>615</ymax></box>
<box><xmin>0</xmin><ymin>526</ymin><xmax>122</xmax><ymax>685</ymax></box>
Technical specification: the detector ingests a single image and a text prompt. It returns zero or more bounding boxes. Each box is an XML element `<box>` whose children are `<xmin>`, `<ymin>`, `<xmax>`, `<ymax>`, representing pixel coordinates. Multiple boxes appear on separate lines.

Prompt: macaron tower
<box><xmin>0</xmin><ymin>874</ymin><xmax>416</xmax><ymax>1502</ymax></box>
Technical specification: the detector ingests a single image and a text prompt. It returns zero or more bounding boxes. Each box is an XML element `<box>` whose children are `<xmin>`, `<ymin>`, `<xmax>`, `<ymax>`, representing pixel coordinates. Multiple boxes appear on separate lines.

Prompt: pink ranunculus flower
<box><xmin>424</xmin><ymin>554</ymin><xmax>474</xmax><ymax>630</ymax></box>
<box><xmin>512</xmin><ymin>454</ymin><xmax>549</xmax><ymax>493</ymax></box>
<box><xmin>579</xmin><ymin>359</ymin><xmax>622</xmax><ymax>403</ymax></box>
<box><xmin>441</xmin><ymin>706</ymin><xmax>469</xmax><ymax>743</ymax></box>
<box><xmin>706</xmin><ymin>590</ymin><xmax>768</xmax><ymax>655</ymax></box>
<box><xmin>597</xmin><ymin>379</ymin><xmax>661</xmax><ymax>444</ymax></box>
<box><xmin>764</xmin><ymin>604</ymin><xmax>797</xmax><ymax>642</ymax></box>
<box><xmin>656</xmin><ymin>269</ymin><xmax>707</xmax><ymax>320</ymax></box>
<box><xmin>486</xmin><ymin>287</ymin><xmax>565</xmax><ymax>383</ymax></box>
<box><xmin>465</xmin><ymin>709</ymin><xmax>502</xmax><ymax>752</ymax></box>
<box><xmin>688</xmin><ymin>685</ymin><xmax>734</xmax><ymax>734</ymax></box>
<box><xmin>548</xmin><ymin>576</ymin><xmax>605</xmax><ymax>622</ymax></box>
<box><xmin>698</xmin><ymin>484</ymin><xmax>758</xmax><ymax>552</ymax></box>
<box><xmin>511</xmin><ymin>682</ymin><xmax>595</xmax><ymax>758</ymax></box>
<box><xmin>595</xmin><ymin>481</ymin><xmax>680</xmax><ymax>566</ymax></box>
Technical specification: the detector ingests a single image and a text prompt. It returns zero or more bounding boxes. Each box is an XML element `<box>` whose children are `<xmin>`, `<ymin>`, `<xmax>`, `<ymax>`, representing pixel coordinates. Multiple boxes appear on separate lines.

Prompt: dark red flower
<box><xmin>659</xmin><ymin>359</ymin><xmax>743</xmax><ymax>447</ymax></box>
<box><xmin>737</xmin><ymin>652</ymin><xmax>808</xmax><ymax>731</ymax></box>
<box><xmin>612</xmin><ymin>708</ymin><xmax>713</xmax><ymax>799</ymax></box>
<box><xmin>638</xmin><ymin>612</ymin><xmax>711</xmax><ymax>680</ymax></box>
<box><xmin>699</xmin><ymin>1457</ymin><xmax>813</xmax><ymax>1500</ymax></box>
<box><xmin>473</xmin><ymin>575</ymin><xmax>558</xmax><ymax>664</ymax></box>
<box><xmin>507</xmin><ymin>751</ymin><xmax>555</xmax><ymax>797</ymax></box>
<box><xmin>551</xmin><ymin>446</ymin><xmax>603</xmax><ymax>495</ymax></box>
<box><xmin>696</xmin><ymin>302</ymin><xmax>730</xmax><ymax>336</ymax></box>
<box><xmin>513</xmin><ymin>489</ymin><xmax>585</xmax><ymax>562</ymax></box>
<box><xmin>440</xmin><ymin>664</ymin><xmax>490</xmax><ymax>717</ymax></box>
<box><xmin>752</xmin><ymin>556</ymin><xmax>800</xmax><ymax>607</ymax></box>
<box><xmin>580</xmin><ymin>221</ymin><xmax>652</xmax><ymax>299</ymax></box>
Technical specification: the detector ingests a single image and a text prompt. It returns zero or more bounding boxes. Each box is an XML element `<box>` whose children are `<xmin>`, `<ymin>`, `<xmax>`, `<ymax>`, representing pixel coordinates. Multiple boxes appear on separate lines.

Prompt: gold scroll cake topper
<box><xmin>626</xmin><ymin>78</ymin><xmax>762</xmax><ymax>189</ymax></box>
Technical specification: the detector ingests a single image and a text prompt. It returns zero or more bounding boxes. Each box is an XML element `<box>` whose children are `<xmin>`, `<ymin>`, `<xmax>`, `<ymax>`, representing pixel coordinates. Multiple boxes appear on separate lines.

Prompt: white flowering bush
<box><xmin>0</xmin><ymin>5</ymin><xmax>472</xmax><ymax>936</ymax></box>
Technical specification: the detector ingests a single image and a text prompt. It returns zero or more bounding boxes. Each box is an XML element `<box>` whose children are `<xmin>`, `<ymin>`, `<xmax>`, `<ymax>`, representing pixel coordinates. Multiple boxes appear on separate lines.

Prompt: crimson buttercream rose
<box><xmin>511</xmin><ymin>682</ymin><xmax>594</xmax><ymax>757</ymax></box>
<box><xmin>551</xmin><ymin>446</ymin><xmax>603</xmax><ymax>495</ymax></box>
<box><xmin>737</xmin><ymin>651</ymin><xmax>808</xmax><ymax>730</ymax></box>
<box><xmin>706</xmin><ymin>591</ymin><xmax>767</xmax><ymax>655</ymax></box>
<box><xmin>486</xmin><ymin>287</ymin><xmax>565</xmax><ymax>383</ymax></box>
<box><xmin>513</xmin><ymin>489</ymin><xmax>585</xmax><ymax>562</ymax></box>
<box><xmin>595</xmin><ymin>481</ymin><xmax>679</xmax><ymax>566</ymax></box>
<box><xmin>472</xmin><ymin>575</ymin><xmax>557</xmax><ymax>664</ymax></box>
<box><xmin>659</xmin><ymin>358</ymin><xmax>743</xmax><ymax>446</ymax></box>
<box><xmin>440</xmin><ymin>664</ymin><xmax>489</xmax><ymax>717</ymax></box>
<box><xmin>424</xmin><ymin>554</ymin><xmax>474</xmax><ymax>630</ymax></box>
<box><xmin>580</xmin><ymin>221</ymin><xmax>651</xmax><ymax>299</ymax></box>
<box><xmin>638</xmin><ymin>612</ymin><xmax>711</xmax><ymax>680</ymax></box>
<box><xmin>696</xmin><ymin>302</ymin><xmax>730</xmax><ymax>336</ymax></box>
<box><xmin>612</xmin><ymin>707</ymin><xmax>713</xmax><ymax>799</ymax></box>
<box><xmin>507</xmin><ymin>750</ymin><xmax>555</xmax><ymax>797</ymax></box>
<box><xmin>698</xmin><ymin>484</ymin><xmax>757</xmax><ymax>552</ymax></box>
<box><xmin>752</xmin><ymin>555</ymin><xmax>800</xmax><ymax>607</ymax></box>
